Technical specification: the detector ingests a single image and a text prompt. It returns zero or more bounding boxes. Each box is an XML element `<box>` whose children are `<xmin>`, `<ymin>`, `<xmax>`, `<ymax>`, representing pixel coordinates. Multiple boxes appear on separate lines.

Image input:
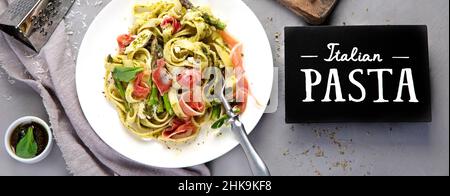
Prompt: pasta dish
<box><xmin>104</xmin><ymin>0</ymin><xmax>249</xmax><ymax>142</ymax></box>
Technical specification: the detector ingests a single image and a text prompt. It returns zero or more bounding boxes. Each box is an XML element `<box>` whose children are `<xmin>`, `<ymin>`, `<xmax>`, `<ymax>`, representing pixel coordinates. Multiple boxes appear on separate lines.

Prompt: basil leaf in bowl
<box><xmin>15</xmin><ymin>127</ymin><xmax>38</xmax><ymax>159</ymax></box>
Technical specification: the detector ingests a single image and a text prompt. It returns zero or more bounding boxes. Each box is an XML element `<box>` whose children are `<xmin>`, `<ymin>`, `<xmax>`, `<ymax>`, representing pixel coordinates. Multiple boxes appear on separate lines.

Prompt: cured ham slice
<box><xmin>162</xmin><ymin>119</ymin><xmax>198</xmax><ymax>140</ymax></box>
<box><xmin>152</xmin><ymin>59</ymin><xmax>173</xmax><ymax>95</ymax></box>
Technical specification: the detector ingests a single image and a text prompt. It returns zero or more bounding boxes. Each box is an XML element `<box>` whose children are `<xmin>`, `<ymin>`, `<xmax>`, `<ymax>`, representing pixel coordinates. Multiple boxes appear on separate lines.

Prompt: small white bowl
<box><xmin>4</xmin><ymin>116</ymin><xmax>53</xmax><ymax>164</ymax></box>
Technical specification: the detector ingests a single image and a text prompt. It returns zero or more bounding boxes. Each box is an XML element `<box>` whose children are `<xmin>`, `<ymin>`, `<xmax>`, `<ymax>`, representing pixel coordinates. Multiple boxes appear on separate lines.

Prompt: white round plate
<box><xmin>76</xmin><ymin>0</ymin><xmax>273</xmax><ymax>168</ymax></box>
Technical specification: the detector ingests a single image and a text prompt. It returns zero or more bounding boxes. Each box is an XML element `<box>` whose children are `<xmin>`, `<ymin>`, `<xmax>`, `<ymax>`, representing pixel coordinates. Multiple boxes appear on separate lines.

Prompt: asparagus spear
<box><xmin>202</xmin><ymin>13</ymin><xmax>227</xmax><ymax>30</ymax></box>
<box><xmin>163</xmin><ymin>93</ymin><xmax>174</xmax><ymax>116</ymax></box>
<box><xmin>180</xmin><ymin>0</ymin><xmax>227</xmax><ymax>30</ymax></box>
<box><xmin>211</xmin><ymin>104</ymin><xmax>221</xmax><ymax>120</ymax></box>
<box><xmin>147</xmin><ymin>84</ymin><xmax>159</xmax><ymax>107</ymax></box>
<box><xmin>180</xmin><ymin>0</ymin><xmax>193</xmax><ymax>9</ymax></box>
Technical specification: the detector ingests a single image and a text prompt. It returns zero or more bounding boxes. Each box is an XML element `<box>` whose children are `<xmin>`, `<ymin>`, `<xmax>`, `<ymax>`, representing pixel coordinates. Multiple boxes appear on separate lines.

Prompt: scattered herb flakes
<box><xmin>273</xmin><ymin>32</ymin><xmax>282</xmax><ymax>58</ymax></box>
<box><xmin>314</xmin><ymin>146</ymin><xmax>325</xmax><ymax>158</ymax></box>
<box><xmin>313</xmin><ymin>129</ymin><xmax>322</xmax><ymax>138</ymax></box>
<box><xmin>314</xmin><ymin>170</ymin><xmax>322</xmax><ymax>176</ymax></box>
<box><xmin>264</xmin><ymin>17</ymin><xmax>274</xmax><ymax>27</ymax></box>
<box><xmin>311</xmin><ymin>128</ymin><xmax>355</xmax><ymax>159</ymax></box>
<box><xmin>301</xmin><ymin>149</ymin><xmax>310</xmax><ymax>156</ymax></box>
<box><xmin>274</xmin><ymin>32</ymin><xmax>280</xmax><ymax>40</ymax></box>
<box><xmin>332</xmin><ymin>160</ymin><xmax>352</xmax><ymax>172</ymax></box>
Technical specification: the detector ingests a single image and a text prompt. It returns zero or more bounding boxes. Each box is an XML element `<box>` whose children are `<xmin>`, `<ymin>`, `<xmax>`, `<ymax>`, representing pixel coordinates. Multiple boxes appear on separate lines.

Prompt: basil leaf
<box><xmin>16</xmin><ymin>127</ymin><xmax>38</xmax><ymax>159</ymax></box>
<box><xmin>112</xmin><ymin>67</ymin><xmax>144</xmax><ymax>82</ymax></box>
<box><xmin>115</xmin><ymin>80</ymin><xmax>129</xmax><ymax>111</ymax></box>
<box><xmin>232</xmin><ymin>107</ymin><xmax>241</xmax><ymax>114</ymax></box>
<box><xmin>211</xmin><ymin>116</ymin><xmax>229</xmax><ymax>129</ymax></box>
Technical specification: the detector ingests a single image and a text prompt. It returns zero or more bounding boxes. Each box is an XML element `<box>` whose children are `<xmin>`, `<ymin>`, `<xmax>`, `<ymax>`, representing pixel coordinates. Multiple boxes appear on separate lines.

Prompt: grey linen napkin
<box><xmin>0</xmin><ymin>1</ymin><xmax>210</xmax><ymax>176</ymax></box>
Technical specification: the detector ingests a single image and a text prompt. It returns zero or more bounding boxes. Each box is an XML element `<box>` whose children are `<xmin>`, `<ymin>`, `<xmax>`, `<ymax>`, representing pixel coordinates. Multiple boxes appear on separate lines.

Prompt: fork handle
<box><xmin>230</xmin><ymin>117</ymin><xmax>271</xmax><ymax>176</ymax></box>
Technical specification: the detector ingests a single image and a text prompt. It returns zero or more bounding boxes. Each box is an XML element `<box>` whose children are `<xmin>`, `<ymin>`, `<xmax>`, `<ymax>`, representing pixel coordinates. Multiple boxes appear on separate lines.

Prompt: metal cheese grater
<box><xmin>0</xmin><ymin>0</ymin><xmax>75</xmax><ymax>52</ymax></box>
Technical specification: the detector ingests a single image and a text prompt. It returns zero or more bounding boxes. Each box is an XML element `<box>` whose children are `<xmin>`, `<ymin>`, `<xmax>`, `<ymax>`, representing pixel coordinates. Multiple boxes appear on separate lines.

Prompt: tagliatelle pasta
<box><xmin>104</xmin><ymin>0</ymin><xmax>248</xmax><ymax>143</ymax></box>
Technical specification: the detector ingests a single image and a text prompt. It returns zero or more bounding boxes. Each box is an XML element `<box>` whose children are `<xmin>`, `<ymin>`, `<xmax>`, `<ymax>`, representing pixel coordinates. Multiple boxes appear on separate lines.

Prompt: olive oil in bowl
<box><xmin>4</xmin><ymin>116</ymin><xmax>53</xmax><ymax>164</ymax></box>
<box><xmin>10</xmin><ymin>122</ymin><xmax>49</xmax><ymax>158</ymax></box>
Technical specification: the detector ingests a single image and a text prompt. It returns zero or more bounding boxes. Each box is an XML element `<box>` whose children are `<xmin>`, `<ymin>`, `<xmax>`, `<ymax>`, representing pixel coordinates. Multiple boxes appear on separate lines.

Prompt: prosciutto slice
<box><xmin>179</xmin><ymin>92</ymin><xmax>206</xmax><ymax>117</ymax></box>
<box><xmin>162</xmin><ymin>119</ymin><xmax>198</xmax><ymax>140</ymax></box>
<box><xmin>152</xmin><ymin>59</ymin><xmax>173</xmax><ymax>95</ymax></box>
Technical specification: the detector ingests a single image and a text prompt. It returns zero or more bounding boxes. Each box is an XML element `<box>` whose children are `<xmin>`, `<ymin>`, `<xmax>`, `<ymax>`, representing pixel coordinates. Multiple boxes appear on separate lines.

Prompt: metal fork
<box><xmin>219</xmin><ymin>86</ymin><xmax>271</xmax><ymax>176</ymax></box>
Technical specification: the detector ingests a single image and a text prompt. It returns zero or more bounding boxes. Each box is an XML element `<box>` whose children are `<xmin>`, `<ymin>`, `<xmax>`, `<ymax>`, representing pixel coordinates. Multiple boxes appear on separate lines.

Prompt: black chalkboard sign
<box><xmin>285</xmin><ymin>26</ymin><xmax>431</xmax><ymax>123</ymax></box>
